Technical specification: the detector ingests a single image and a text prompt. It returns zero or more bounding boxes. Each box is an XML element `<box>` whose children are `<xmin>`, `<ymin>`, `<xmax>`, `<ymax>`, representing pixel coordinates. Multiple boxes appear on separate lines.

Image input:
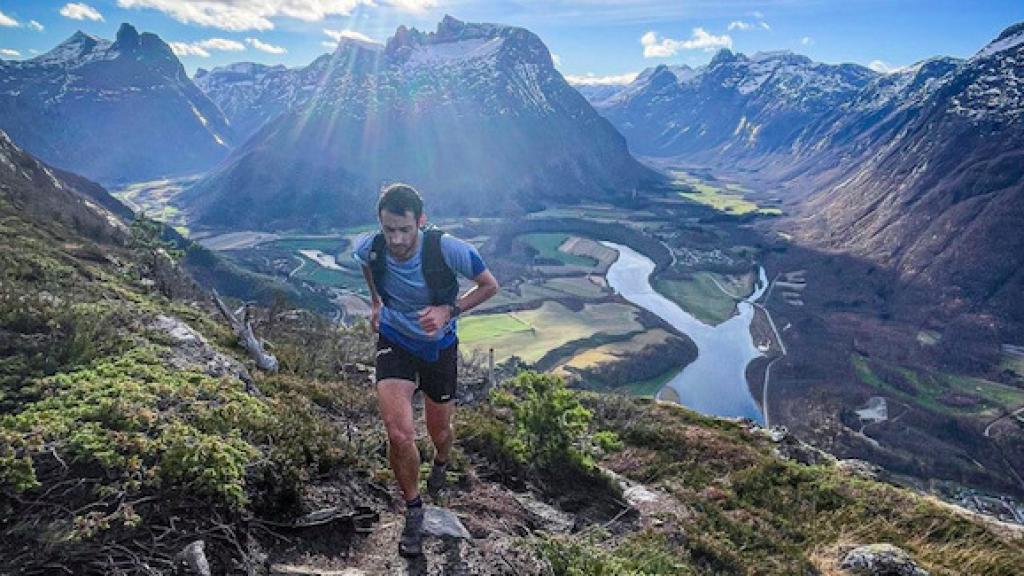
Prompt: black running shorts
<box><xmin>375</xmin><ymin>332</ymin><xmax>458</xmax><ymax>404</ymax></box>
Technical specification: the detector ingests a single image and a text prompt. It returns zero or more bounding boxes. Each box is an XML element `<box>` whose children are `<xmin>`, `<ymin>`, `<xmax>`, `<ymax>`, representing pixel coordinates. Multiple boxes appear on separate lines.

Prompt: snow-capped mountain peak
<box><xmin>973</xmin><ymin>22</ymin><xmax>1024</xmax><ymax>60</ymax></box>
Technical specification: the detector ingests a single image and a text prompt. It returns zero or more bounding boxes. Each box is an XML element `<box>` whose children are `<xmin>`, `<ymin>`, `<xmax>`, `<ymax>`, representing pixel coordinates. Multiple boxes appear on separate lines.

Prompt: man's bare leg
<box><xmin>424</xmin><ymin>397</ymin><xmax>455</xmax><ymax>464</ymax></box>
<box><xmin>424</xmin><ymin>397</ymin><xmax>454</xmax><ymax>498</ymax></box>
<box><xmin>377</xmin><ymin>378</ymin><xmax>420</xmax><ymax>501</ymax></box>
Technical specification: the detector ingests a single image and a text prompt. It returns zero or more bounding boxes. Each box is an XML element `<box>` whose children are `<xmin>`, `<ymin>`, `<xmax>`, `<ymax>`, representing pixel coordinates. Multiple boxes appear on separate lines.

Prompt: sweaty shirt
<box><xmin>352</xmin><ymin>229</ymin><xmax>487</xmax><ymax>360</ymax></box>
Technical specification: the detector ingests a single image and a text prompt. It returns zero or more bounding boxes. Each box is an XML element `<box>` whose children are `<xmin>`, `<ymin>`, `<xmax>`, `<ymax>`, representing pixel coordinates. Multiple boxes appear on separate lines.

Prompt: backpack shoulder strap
<box><xmin>422</xmin><ymin>227</ymin><xmax>458</xmax><ymax>306</ymax></box>
<box><xmin>368</xmin><ymin>232</ymin><xmax>390</xmax><ymax>306</ymax></box>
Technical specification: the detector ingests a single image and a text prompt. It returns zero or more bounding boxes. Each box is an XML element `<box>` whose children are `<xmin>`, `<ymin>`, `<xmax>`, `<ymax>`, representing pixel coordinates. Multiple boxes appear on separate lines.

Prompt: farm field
<box><xmin>670</xmin><ymin>170</ymin><xmax>781</xmax><ymax>217</ymax></box>
<box><xmin>460</xmin><ymin>301</ymin><xmax>644</xmax><ymax>363</ymax></box>
<box><xmin>654</xmin><ymin>271</ymin><xmax>747</xmax><ymax>326</ymax></box>
<box><xmin>521</xmin><ymin>232</ymin><xmax>599</xmax><ymax>267</ymax></box>
<box><xmin>554</xmin><ymin>329</ymin><xmax>675</xmax><ymax>374</ymax></box>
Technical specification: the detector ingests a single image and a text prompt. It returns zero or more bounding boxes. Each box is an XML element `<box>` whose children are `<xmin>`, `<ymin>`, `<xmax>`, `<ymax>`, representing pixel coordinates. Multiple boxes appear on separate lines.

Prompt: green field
<box><xmin>459</xmin><ymin>313</ymin><xmax>533</xmax><ymax>342</ymax></box>
<box><xmin>671</xmin><ymin>171</ymin><xmax>781</xmax><ymax>217</ymax></box>
<box><xmin>654</xmin><ymin>272</ymin><xmax>743</xmax><ymax>326</ymax></box>
<box><xmin>521</xmin><ymin>233</ymin><xmax>599</xmax><ymax>267</ymax></box>
<box><xmin>291</xmin><ymin>260</ymin><xmax>364</xmax><ymax>289</ymax></box>
<box><xmin>461</xmin><ymin>301</ymin><xmax>643</xmax><ymax>364</ymax></box>
<box><xmin>851</xmin><ymin>354</ymin><xmax>1024</xmax><ymax>420</ymax></box>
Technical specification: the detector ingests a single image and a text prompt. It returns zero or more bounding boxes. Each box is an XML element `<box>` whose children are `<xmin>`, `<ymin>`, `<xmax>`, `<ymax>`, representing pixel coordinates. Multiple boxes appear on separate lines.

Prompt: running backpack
<box><xmin>368</xmin><ymin>227</ymin><xmax>458</xmax><ymax>307</ymax></box>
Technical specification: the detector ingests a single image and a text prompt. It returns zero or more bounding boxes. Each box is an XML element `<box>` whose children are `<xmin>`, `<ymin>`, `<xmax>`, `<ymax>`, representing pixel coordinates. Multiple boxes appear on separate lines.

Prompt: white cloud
<box><xmin>641</xmin><ymin>28</ymin><xmax>731</xmax><ymax>58</ymax></box>
<box><xmin>729</xmin><ymin>19</ymin><xmax>770</xmax><ymax>32</ymax></box>
<box><xmin>322</xmin><ymin>40</ymin><xmax>337</xmax><ymax>49</ymax></box>
<box><xmin>169</xmin><ymin>42</ymin><xmax>210</xmax><ymax>57</ymax></box>
<box><xmin>751</xmin><ymin>10</ymin><xmax>765</xmax><ymax>19</ymax></box>
<box><xmin>385</xmin><ymin>0</ymin><xmax>437</xmax><ymax>12</ymax></box>
<box><xmin>28</xmin><ymin>19</ymin><xmax>45</xmax><ymax>31</ymax></box>
<box><xmin>0</xmin><ymin>9</ymin><xmax>19</xmax><ymax>27</ymax></box>
<box><xmin>801</xmin><ymin>36</ymin><xmax>814</xmax><ymax>46</ymax></box>
<box><xmin>60</xmin><ymin>3</ymin><xmax>105</xmax><ymax>22</ymax></box>
<box><xmin>169</xmin><ymin>37</ymin><xmax>246</xmax><ymax>58</ymax></box>
<box><xmin>198</xmin><ymin>38</ymin><xmax>245</xmax><ymax>51</ymax></box>
<box><xmin>868</xmin><ymin>60</ymin><xmax>903</xmax><ymax>74</ymax></box>
<box><xmin>551</xmin><ymin>53</ymin><xmax>562</xmax><ymax>66</ymax></box>
<box><xmin>117</xmin><ymin>0</ymin><xmax>436</xmax><ymax>31</ymax></box>
<box><xmin>323</xmin><ymin>28</ymin><xmax>378</xmax><ymax>44</ymax></box>
<box><xmin>29</xmin><ymin>49</ymin><xmax>40</xmax><ymax>54</ymax></box>
<box><xmin>564</xmin><ymin>71</ymin><xmax>639</xmax><ymax>86</ymax></box>
<box><xmin>1</xmin><ymin>48</ymin><xmax>22</xmax><ymax>57</ymax></box>
<box><xmin>246</xmin><ymin>37</ymin><xmax>287</xmax><ymax>54</ymax></box>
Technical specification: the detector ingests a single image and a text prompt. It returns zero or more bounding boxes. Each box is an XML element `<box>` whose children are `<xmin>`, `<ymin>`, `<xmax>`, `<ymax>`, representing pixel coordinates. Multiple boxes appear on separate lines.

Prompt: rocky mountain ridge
<box><xmin>0</xmin><ymin>23</ymin><xmax>231</xmax><ymax>184</ymax></box>
<box><xmin>182</xmin><ymin>15</ymin><xmax>658</xmax><ymax>231</ymax></box>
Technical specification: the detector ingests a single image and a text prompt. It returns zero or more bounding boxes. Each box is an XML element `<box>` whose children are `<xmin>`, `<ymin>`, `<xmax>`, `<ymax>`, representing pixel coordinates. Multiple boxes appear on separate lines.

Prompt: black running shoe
<box><xmin>398</xmin><ymin>505</ymin><xmax>424</xmax><ymax>557</ymax></box>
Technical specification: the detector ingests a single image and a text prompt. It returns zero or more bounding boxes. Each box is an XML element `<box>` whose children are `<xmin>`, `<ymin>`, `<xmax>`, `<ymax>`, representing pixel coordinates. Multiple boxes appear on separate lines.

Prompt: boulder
<box><xmin>839</xmin><ymin>543</ymin><xmax>929</xmax><ymax>576</ymax></box>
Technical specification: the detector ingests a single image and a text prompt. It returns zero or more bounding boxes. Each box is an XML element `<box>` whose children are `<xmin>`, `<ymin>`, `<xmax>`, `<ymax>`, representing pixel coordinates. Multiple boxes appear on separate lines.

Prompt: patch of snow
<box><xmin>974</xmin><ymin>30</ymin><xmax>1024</xmax><ymax>60</ymax></box>
<box><xmin>406</xmin><ymin>37</ymin><xmax>503</xmax><ymax>67</ymax></box>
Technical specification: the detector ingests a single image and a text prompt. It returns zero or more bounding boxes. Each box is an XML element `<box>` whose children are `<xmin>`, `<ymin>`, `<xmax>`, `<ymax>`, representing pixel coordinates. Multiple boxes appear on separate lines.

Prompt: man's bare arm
<box><xmin>361</xmin><ymin>264</ymin><xmax>382</xmax><ymax>331</ymax></box>
<box><xmin>456</xmin><ymin>269</ymin><xmax>500</xmax><ymax>314</ymax></box>
<box><xmin>418</xmin><ymin>270</ymin><xmax>500</xmax><ymax>335</ymax></box>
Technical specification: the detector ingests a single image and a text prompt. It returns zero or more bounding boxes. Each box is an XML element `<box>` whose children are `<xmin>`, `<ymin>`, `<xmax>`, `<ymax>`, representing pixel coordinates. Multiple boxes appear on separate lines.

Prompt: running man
<box><xmin>353</xmin><ymin>183</ymin><xmax>499</xmax><ymax>557</ymax></box>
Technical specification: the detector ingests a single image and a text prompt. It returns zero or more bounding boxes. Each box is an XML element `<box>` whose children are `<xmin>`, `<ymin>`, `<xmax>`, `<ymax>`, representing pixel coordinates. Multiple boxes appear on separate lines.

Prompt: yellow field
<box><xmin>554</xmin><ymin>329</ymin><xmax>674</xmax><ymax>375</ymax></box>
<box><xmin>460</xmin><ymin>301</ymin><xmax>643</xmax><ymax>363</ymax></box>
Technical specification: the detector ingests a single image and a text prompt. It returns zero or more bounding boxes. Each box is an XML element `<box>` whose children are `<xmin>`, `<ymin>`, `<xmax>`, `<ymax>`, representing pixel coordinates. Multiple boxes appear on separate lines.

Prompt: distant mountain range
<box><xmin>193</xmin><ymin>60</ymin><xmax>324</xmax><ymax>142</ymax></box>
<box><xmin>0</xmin><ymin>23</ymin><xmax>231</xmax><ymax>184</ymax></box>
<box><xmin>579</xmin><ymin>23</ymin><xmax>1024</xmax><ymax>334</ymax></box>
<box><xmin>183</xmin><ymin>16</ymin><xmax>658</xmax><ymax>231</ymax></box>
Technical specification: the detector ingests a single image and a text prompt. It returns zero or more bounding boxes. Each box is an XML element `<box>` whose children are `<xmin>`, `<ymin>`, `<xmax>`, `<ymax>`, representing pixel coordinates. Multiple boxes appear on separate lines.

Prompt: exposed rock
<box><xmin>422</xmin><ymin>505</ymin><xmax>472</xmax><ymax>539</ymax></box>
<box><xmin>150</xmin><ymin>314</ymin><xmax>253</xmax><ymax>386</ymax></box>
<box><xmin>176</xmin><ymin>540</ymin><xmax>211</xmax><ymax>576</ymax></box>
<box><xmin>839</xmin><ymin>543</ymin><xmax>930</xmax><ymax>576</ymax></box>
<box><xmin>511</xmin><ymin>493</ymin><xmax>575</xmax><ymax>534</ymax></box>
<box><xmin>760</xmin><ymin>424</ymin><xmax>836</xmax><ymax>466</ymax></box>
<box><xmin>837</xmin><ymin>459</ymin><xmax>883</xmax><ymax>481</ymax></box>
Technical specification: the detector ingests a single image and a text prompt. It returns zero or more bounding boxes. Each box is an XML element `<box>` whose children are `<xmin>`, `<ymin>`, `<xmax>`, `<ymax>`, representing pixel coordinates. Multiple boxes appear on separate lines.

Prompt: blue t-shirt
<box><xmin>353</xmin><ymin>230</ymin><xmax>487</xmax><ymax>361</ymax></box>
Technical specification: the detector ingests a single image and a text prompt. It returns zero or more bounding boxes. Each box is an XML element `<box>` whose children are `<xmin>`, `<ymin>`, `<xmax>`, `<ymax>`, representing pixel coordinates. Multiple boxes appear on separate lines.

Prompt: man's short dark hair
<box><xmin>378</xmin><ymin>183</ymin><xmax>423</xmax><ymax>220</ymax></box>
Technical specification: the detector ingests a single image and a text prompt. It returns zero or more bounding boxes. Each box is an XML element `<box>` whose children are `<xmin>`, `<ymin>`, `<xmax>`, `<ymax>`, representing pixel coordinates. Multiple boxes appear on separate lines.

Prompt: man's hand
<box><xmin>417</xmin><ymin>305</ymin><xmax>452</xmax><ymax>337</ymax></box>
<box><xmin>371</xmin><ymin>300</ymin><xmax>382</xmax><ymax>333</ymax></box>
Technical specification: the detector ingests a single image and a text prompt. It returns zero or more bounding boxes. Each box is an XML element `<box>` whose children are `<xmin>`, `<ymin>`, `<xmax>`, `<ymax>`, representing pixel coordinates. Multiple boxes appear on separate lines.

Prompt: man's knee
<box><xmin>377</xmin><ymin>379</ymin><xmax>416</xmax><ymax>447</ymax></box>
<box><xmin>385</xmin><ymin>422</ymin><xmax>416</xmax><ymax>449</ymax></box>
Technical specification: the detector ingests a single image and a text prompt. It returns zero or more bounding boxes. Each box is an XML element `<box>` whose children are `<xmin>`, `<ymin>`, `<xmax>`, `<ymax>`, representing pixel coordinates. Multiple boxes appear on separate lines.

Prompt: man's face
<box><xmin>379</xmin><ymin>209</ymin><xmax>424</xmax><ymax>261</ymax></box>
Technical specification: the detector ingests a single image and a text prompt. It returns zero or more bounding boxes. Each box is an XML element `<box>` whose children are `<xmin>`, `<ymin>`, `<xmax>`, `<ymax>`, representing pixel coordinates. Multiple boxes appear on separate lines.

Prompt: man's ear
<box><xmin>418</xmin><ymin>212</ymin><xmax>427</xmax><ymax>228</ymax></box>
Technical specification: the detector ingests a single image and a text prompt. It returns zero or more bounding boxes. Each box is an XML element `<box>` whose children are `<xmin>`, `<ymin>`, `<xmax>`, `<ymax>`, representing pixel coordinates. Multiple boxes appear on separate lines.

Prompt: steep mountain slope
<box><xmin>794</xmin><ymin>23</ymin><xmax>1024</xmax><ymax>333</ymax></box>
<box><xmin>182</xmin><ymin>16</ymin><xmax>659</xmax><ymax>232</ymax></box>
<box><xmin>0</xmin><ymin>24</ymin><xmax>231</xmax><ymax>184</ymax></box>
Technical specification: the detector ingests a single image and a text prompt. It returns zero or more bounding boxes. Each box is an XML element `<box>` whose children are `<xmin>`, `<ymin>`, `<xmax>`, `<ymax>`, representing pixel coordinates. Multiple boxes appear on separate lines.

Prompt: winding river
<box><xmin>602</xmin><ymin>242</ymin><xmax>767</xmax><ymax>424</ymax></box>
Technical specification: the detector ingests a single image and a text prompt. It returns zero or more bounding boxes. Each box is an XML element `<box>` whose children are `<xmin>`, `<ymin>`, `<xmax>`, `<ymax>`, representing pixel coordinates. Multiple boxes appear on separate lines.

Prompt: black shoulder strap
<box><xmin>368</xmin><ymin>232</ymin><xmax>390</xmax><ymax>306</ymax></box>
<box><xmin>422</xmin><ymin>227</ymin><xmax>458</xmax><ymax>306</ymax></box>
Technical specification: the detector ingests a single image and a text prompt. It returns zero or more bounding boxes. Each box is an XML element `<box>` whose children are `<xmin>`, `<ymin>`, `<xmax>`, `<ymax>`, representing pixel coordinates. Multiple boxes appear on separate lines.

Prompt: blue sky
<box><xmin>1</xmin><ymin>1</ymin><xmax>1022</xmax><ymax>82</ymax></box>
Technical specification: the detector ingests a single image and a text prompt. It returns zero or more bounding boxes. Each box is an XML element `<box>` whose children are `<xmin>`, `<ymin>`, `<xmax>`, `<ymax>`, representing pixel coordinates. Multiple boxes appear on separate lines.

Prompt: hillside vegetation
<box><xmin>2</xmin><ymin>188</ymin><xmax>1022</xmax><ymax>574</ymax></box>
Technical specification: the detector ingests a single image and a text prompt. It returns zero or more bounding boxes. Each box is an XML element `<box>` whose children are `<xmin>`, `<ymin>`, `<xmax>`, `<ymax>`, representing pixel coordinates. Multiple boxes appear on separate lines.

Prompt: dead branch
<box><xmin>212</xmin><ymin>289</ymin><xmax>278</xmax><ymax>374</ymax></box>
